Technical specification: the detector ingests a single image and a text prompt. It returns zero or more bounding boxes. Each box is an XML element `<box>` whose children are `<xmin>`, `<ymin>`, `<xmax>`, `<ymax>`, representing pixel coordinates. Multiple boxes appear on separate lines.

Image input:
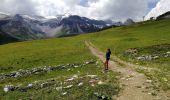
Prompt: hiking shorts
<box><xmin>106</xmin><ymin>58</ymin><xmax>110</xmax><ymax>61</ymax></box>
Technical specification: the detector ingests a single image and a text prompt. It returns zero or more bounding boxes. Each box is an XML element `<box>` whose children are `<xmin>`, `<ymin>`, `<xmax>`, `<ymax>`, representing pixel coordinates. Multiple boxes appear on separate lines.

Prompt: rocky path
<box><xmin>85</xmin><ymin>41</ymin><xmax>169</xmax><ymax>100</ymax></box>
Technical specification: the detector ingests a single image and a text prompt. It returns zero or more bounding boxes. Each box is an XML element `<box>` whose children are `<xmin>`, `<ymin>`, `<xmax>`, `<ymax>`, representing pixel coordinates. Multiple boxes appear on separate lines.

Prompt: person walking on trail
<box><xmin>105</xmin><ymin>48</ymin><xmax>111</xmax><ymax>70</ymax></box>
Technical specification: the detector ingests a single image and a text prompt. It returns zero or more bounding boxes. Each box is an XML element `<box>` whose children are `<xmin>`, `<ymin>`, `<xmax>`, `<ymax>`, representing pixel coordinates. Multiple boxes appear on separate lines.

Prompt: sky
<box><xmin>0</xmin><ymin>0</ymin><xmax>168</xmax><ymax>21</ymax></box>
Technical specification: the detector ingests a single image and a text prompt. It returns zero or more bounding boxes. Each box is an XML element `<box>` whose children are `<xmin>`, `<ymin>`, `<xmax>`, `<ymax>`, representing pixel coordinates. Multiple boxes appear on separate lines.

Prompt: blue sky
<box><xmin>79</xmin><ymin>0</ymin><xmax>159</xmax><ymax>10</ymax></box>
<box><xmin>148</xmin><ymin>0</ymin><xmax>159</xmax><ymax>9</ymax></box>
<box><xmin>79</xmin><ymin>0</ymin><xmax>88</xmax><ymax>5</ymax></box>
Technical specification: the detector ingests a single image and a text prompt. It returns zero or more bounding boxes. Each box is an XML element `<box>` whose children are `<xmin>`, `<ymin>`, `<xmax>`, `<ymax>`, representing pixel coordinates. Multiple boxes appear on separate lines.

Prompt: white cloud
<box><xmin>0</xmin><ymin>0</ymin><xmax>38</xmax><ymax>15</ymax></box>
<box><xmin>86</xmin><ymin>0</ymin><xmax>148</xmax><ymax>21</ymax></box>
<box><xmin>0</xmin><ymin>0</ymin><xmax>150</xmax><ymax>21</ymax></box>
<box><xmin>146</xmin><ymin>0</ymin><xmax>170</xmax><ymax>20</ymax></box>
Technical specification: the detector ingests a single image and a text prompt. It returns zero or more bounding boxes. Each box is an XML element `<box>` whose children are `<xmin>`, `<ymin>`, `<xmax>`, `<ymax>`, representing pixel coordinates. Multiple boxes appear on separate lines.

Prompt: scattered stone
<box><xmin>4</xmin><ymin>87</ymin><xmax>9</xmax><ymax>92</ymax></box>
<box><xmin>148</xmin><ymin>92</ymin><xmax>152</xmax><ymax>95</ymax></box>
<box><xmin>121</xmin><ymin>77</ymin><xmax>126</xmax><ymax>80</ymax></box>
<box><xmin>2</xmin><ymin>60</ymin><xmax>99</xmax><ymax>94</ymax></box>
<box><xmin>136</xmin><ymin>51</ymin><xmax>170</xmax><ymax>61</ymax></box>
<box><xmin>66</xmin><ymin>78</ymin><xmax>74</xmax><ymax>81</ymax></box>
<box><xmin>65</xmin><ymin>75</ymin><xmax>78</xmax><ymax>82</ymax></box>
<box><xmin>74</xmin><ymin>65</ymin><xmax>79</xmax><ymax>68</ymax></box>
<box><xmin>91</xmin><ymin>83</ymin><xmax>95</xmax><ymax>87</ymax></box>
<box><xmin>94</xmin><ymin>92</ymin><xmax>109</xmax><ymax>100</ymax></box>
<box><xmin>125</xmin><ymin>48</ymin><xmax>138</xmax><ymax>56</ymax></box>
<box><xmin>85</xmin><ymin>62</ymin><xmax>90</xmax><ymax>64</ymax></box>
<box><xmin>153</xmin><ymin>56</ymin><xmax>159</xmax><ymax>59</ymax></box>
<box><xmin>162</xmin><ymin>78</ymin><xmax>168</xmax><ymax>82</ymax></box>
<box><xmin>27</xmin><ymin>84</ymin><xmax>33</xmax><ymax>88</ymax></box>
<box><xmin>87</xmin><ymin>75</ymin><xmax>97</xmax><ymax>78</ymax></box>
<box><xmin>0</xmin><ymin>60</ymin><xmax>96</xmax><ymax>80</ymax></box>
<box><xmin>40</xmin><ymin>82</ymin><xmax>50</xmax><ymax>88</ymax></box>
<box><xmin>137</xmin><ymin>56</ymin><xmax>146</xmax><ymax>61</ymax></box>
<box><xmin>94</xmin><ymin>92</ymin><xmax>99</xmax><ymax>96</ymax></box>
<box><xmin>167</xmin><ymin>51</ymin><xmax>170</xmax><ymax>54</ymax></box>
<box><xmin>3</xmin><ymin>85</ymin><xmax>14</xmax><ymax>92</ymax></box>
<box><xmin>72</xmin><ymin>75</ymin><xmax>78</xmax><ymax>79</ymax></box>
<box><xmin>78</xmin><ymin>82</ymin><xmax>83</xmax><ymax>86</ymax></box>
<box><xmin>56</xmin><ymin>86</ymin><xmax>62</xmax><ymax>91</ymax></box>
<box><xmin>127</xmin><ymin>75</ymin><xmax>134</xmax><ymax>78</ymax></box>
<box><xmin>98</xmin><ymin>81</ymin><xmax>105</xmax><ymax>85</ymax></box>
<box><xmin>126</xmin><ymin>44</ymin><xmax>170</xmax><ymax>61</ymax></box>
<box><xmin>96</xmin><ymin>61</ymin><xmax>99</xmax><ymax>65</ymax></box>
<box><xmin>146</xmin><ymin>80</ymin><xmax>152</xmax><ymax>83</ymax></box>
<box><xmin>62</xmin><ymin>92</ymin><xmax>67</xmax><ymax>95</ymax></box>
<box><xmin>64</xmin><ymin>85</ymin><xmax>73</xmax><ymax>89</ymax></box>
<box><xmin>137</xmin><ymin>55</ymin><xmax>159</xmax><ymax>61</ymax></box>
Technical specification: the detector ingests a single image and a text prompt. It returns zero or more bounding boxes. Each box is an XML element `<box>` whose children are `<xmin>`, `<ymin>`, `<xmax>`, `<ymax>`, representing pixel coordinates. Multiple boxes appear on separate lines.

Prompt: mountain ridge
<box><xmin>0</xmin><ymin>13</ymin><xmax>135</xmax><ymax>44</ymax></box>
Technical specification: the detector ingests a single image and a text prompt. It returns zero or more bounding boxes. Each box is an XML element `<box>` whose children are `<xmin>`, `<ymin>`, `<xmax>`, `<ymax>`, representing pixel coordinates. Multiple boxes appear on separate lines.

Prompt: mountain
<box><xmin>0</xmin><ymin>13</ymin><xmax>126</xmax><ymax>44</ymax></box>
<box><xmin>0</xmin><ymin>13</ymin><xmax>114</xmax><ymax>42</ymax></box>
<box><xmin>1</xmin><ymin>14</ymin><xmax>46</xmax><ymax>40</ymax></box>
<box><xmin>157</xmin><ymin>11</ymin><xmax>170</xmax><ymax>20</ymax></box>
<box><xmin>104</xmin><ymin>19</ymin><xmax>123</xmax><ymax>26</ymax></box>
<box><xmin>123</xmin><ymin>18</ymin><xmax>135</xmax><ymax>26</ymax></box>
<box><xmin>0</xmin><ymin>12</ymin><xmax>10</xmax><ymax>19</ymax></box>
<box><xmin>0</xmin><ymin>30</ymin><xmax>19</xmax><ymax>44</ymax></box>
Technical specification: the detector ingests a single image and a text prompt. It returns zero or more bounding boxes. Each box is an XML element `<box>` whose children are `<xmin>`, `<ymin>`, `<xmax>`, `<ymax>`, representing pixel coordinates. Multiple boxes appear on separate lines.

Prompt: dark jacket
<box><xmin>106</xmin><ymin>51</ymin><xmax>111</xmax><ymax>59</ymax></box>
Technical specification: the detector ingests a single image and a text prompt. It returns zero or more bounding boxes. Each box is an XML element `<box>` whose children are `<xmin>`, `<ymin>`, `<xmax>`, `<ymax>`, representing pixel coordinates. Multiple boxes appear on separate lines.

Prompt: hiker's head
<box><xmin>107</xmin><ymin>48</ymin><xmax>111</xmax><ymax>52</ymax></box>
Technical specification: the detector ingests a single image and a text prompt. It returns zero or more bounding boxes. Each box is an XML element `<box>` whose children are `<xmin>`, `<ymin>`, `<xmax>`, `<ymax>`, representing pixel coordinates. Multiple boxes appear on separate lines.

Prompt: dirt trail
<box><xmin>85</xmin><ymin>41</ymin><xmax>169</xmax><ymax>100</ymax></box>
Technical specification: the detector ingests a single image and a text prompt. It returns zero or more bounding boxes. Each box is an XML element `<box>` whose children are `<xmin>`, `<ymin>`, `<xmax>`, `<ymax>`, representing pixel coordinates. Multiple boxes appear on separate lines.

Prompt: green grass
<box><xmin>1</xmin><ymin>18</ymin><xmax>170</xmax><ymax>99</ymax></box>
<box><xmin>0</xmin><ymin>36</ymin><xmax>119</xmax><ymax>99</ymax></box>
<box><xmin>0</xmin><ymin>37</ymin><xmax>94</xmax><ymax>73</ymax></box>
<box><xmin>84</xmin><ymin>19</ymin><xmax>170</xmax><ymax>91</ymax></box>
<box><xmin>1</xmin><ymin>62</ymin><xmax>120</xmax><ymax>100</ymax></box>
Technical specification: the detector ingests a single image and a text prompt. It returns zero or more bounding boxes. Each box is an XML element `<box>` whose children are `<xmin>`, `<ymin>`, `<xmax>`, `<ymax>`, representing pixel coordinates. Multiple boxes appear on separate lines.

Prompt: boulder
<box><xmin>3</xmin><ymin>85</ymin><xmax>15</xmax><ymax>92</ymax></box>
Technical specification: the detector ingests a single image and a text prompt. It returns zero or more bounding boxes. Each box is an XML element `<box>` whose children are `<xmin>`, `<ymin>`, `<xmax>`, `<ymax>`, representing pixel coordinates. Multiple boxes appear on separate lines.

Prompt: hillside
<box><xmin>0</xmin><ymin>30</ymin><xmax>19</xmax><ymax>44</ymax></box>
<box><xmin>85</xmin><ymin>18</ymin><xmax>170</xmax><ymax>91</ymax></box>
<box><xmin>0</xmin><ymin>18</ymin><xmax>170</xmax><ymax>99</ymax></box>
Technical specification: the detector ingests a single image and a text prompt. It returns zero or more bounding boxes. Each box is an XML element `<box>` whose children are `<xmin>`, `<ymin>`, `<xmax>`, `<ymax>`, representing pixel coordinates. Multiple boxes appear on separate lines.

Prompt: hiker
<box><xmin>105</xmin><ymin>48</ymin><xmax>111</xmax><ymax>70</ymax></box>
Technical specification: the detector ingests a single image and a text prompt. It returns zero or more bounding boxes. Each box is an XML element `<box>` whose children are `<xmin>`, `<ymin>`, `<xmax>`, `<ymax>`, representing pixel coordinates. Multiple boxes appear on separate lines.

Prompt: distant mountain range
<box><xmin>0</xmin><ymin>12</ymin><xmax>134</xmax><ymax>44</ymax></box>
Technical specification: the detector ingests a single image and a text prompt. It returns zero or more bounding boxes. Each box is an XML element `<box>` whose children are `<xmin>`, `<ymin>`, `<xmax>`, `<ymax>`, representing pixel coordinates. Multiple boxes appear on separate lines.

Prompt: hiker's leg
<box><xmin>104</xmin><ymin>60</ymin><xmax>107</xmax><ymax>70</ymax></box>
<box><xmin>107</xmin><ymin>61</ymin><xmax>109</xmax><ymax>69</ymax></box>
<box><xmin>106</xmin><ymin>60</ymin><xmax>109</xmax><ymax>70</ymax></box>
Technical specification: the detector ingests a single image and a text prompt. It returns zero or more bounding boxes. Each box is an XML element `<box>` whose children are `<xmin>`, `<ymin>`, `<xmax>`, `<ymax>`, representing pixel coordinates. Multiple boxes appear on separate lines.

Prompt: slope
<box><xmin>0</xmin><ymin>36</ymin><xmax>119</xmax><ymax>100</ymax></box>
<box><xmin>86</xmin><ymin>41</ymin><xmax>169</xmax><ymax>100</ymax></box>
<box><xmin>0</xmin><ymin>18</ymin><xmax>170</xmax><ymax>99</ymax></box>
<box><xmin>84</xmin><ymin>18</ymin><xmax>170</xmax><ymax>95</ymax></box>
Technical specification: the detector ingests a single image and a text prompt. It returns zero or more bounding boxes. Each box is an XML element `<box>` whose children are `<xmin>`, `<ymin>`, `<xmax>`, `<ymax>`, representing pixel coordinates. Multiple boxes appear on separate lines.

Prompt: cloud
<box><xmin>86</xmin><ymin>0</ymin><xmax>148</xmax><ymax>21</ymax></box>
<box><xmin>0</xmin><ymin>0</ymin><xmax>150</xmax><ymax>21</ymax></box>
<box><xmin>0</xmin><ymin>0</ymin><xmax>37</xmax><ymax>15</ymax></box>
<box><xmin>146</xmin><ymin>0</ymin><xmax>170</xmax><ymax>20</ymax></box>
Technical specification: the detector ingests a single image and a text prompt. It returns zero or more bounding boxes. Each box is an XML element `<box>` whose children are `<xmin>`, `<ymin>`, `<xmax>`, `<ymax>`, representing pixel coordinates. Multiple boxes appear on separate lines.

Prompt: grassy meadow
<box><xmin>0</xmin><ymin>36</ymin><xmax>119</xmax><ymax>99</ymax></box>
<box><xmin>0</xmin><ymin>18</ymin><xmax>170</xmax><ymax>99</ymax></box>
<box><xmin>85</xmin><ymin>19</ymin><xmax>170</xmax><ymax>91</ymax></box>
